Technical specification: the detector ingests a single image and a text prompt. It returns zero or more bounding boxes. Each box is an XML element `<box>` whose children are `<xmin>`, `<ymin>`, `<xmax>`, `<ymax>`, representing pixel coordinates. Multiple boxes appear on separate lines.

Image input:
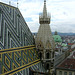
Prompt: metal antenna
<box><xmin>9</xmin><ymin>1</ymin><xmax>11</xmax><ymax>5</ymax></box>
<box><xmin>17</xmin><ymin>0</ymin><xmax>19</xmax><ymax>8</ymax></box>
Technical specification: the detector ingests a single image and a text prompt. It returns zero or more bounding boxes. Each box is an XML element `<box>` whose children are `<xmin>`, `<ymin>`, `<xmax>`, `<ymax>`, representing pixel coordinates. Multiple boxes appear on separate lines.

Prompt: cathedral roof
<box><xmin>0</xmin><ymin>2</ymin><xmax>17</xmax><ymax>9</ymax></box>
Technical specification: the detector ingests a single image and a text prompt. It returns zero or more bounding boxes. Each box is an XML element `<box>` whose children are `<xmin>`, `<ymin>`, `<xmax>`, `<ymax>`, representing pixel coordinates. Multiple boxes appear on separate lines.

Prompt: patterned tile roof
<box><xmin>0</xmin><ymin>2</ymin><xmax>17</xmax><ymax>9</ymax></box>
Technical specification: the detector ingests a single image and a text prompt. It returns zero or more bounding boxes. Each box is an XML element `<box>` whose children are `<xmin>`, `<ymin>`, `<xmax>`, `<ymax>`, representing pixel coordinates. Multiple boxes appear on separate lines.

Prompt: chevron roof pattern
<box><xmin>0</xmin><ymin>2</ymin><xmax>46</xmax><ymax>75</ymax></box>
<box><xmin>0</xmin><ymin>2</ymin><xmax>34</xmax><ymax>50</ymax></box>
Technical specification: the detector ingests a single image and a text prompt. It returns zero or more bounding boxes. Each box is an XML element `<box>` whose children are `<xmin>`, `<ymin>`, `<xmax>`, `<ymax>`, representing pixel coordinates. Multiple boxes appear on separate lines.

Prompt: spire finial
<box><xmin>43</xmin><ymin>0</ymin><xmax>47</xmax><ymax>18</ymax></box>
<box><xmin>44</xmin><ymin>0</ymin><xmax>46</xmax><ymax>3</ymax></box>
<box><xmin>44</xmin><ymin>0</ymin><xmax>46</xmax><ymax>5</ymax></box>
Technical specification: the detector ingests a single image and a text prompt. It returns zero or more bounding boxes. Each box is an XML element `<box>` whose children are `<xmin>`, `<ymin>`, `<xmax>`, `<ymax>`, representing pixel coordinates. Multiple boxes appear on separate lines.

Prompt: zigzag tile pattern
<box><xmin>0</xmin><ymin>45</ymin><xmax>45</xmax><ymax>75</ymax></box>
<box><xmin>0</xmin><ymin>2</ymin><xmax>34</xmax><ymax>50</ymax></box>
<box><xmin>0</xmin><ymin>2</ymin><xmax>46</xmax><ymax>75</ymax></box>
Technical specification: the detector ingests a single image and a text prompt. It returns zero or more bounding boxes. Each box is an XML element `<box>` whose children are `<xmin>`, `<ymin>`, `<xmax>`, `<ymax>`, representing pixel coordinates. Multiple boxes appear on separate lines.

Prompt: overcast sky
<box><xmin>0</xmin><ymin>0</ymin><xmax>75</xmax><ymax>33</ymax></box>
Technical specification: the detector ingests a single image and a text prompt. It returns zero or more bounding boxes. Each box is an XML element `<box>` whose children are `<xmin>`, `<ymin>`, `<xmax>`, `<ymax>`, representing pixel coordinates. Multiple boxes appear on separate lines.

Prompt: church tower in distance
<box><xmin>35</xmin><ymin>0</ymin><xmax>55</xmax><ymax>74</ymax></box>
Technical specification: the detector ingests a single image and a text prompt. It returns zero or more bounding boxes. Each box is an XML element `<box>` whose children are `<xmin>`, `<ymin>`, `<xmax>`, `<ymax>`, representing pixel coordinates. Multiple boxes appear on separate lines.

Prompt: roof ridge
<box><xmin>56</xmin><ymin>58</ymin><xmax>68</xmax><ymax>68</ymax></box>
<box><xmin>0</xmin><ymin>2</ymin><xmax>17</xmax><ymax>9</ymax></box>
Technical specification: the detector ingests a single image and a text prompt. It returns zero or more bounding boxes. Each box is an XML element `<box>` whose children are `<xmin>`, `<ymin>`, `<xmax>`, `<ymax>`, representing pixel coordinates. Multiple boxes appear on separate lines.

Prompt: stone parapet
<box><xmin>39</xmin><ymin>18</ymin><xmax>50</xmax><ymax>24</ymax></box>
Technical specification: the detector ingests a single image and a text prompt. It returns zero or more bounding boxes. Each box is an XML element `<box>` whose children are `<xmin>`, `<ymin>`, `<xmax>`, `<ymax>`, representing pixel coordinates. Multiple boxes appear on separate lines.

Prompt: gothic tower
<box><xmin>36</xmin><ymin>0</ymin><xmax>55</xmax><ymax>73</ymax></box>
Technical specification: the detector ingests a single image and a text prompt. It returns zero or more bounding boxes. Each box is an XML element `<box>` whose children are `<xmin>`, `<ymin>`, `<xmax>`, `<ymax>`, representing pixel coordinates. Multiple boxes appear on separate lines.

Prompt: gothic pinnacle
<box><xmin>44</xmin><ymin>0</ymin><xmax>46</xmax><ymax>4</ymax></box>
<box><xmin>43</xmin><ymin>0</ymin><xmax>47</xmax><ymax>18</ymax></box>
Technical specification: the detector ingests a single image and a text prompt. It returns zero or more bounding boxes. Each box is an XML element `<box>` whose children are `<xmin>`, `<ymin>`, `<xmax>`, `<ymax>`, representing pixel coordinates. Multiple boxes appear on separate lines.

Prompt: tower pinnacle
<box><xmin>36</xmin><ymin>0</ymin><xmax>55</xmax><ymax>73</ymax></box>
<box><xmin>39</xmin><ymin>0</ymin><xmax>50</xmax><ymax>24</ymax></box>
<box><xmin>43</xmin><ymin>0</ymin><xmax>47</xmax><ymax>18</ymax></box>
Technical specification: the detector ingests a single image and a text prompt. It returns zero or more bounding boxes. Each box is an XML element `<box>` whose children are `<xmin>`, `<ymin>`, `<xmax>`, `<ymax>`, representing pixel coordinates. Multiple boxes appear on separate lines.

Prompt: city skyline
<box><xmin>0</xmin><ymin>0</ymin><xmax>75</xmax><ymax>33</ymax></box>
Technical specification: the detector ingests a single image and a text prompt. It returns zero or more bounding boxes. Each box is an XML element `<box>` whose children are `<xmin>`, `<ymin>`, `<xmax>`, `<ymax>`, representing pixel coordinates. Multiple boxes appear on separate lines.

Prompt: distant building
<box><xmin>68</xmin><ymin>43</ymin><xmax>74</xmax><ymax>49</ymax></box>
<box><xmin>53</xmin><ymin>31</ymin><xmax>62</xmax><ymax>43</ymax></box>
<box><xmin>69</xmin><ymin>51</ymin><xmax>75</xmax><ymax>59</ymax></box>
<box><xmin>54</xmin><ymin>50</ymin><xmax>70</xmax><ymax>68</ymax></box>
<box><xmin>56</xmin><ymin>50</ymin><xmax>75</xmax><ymax>75</ymax></box>
<box><xmin>53</xmin><ymin>31</ymin><xmax>62</xmax><ymax>54</ymax></box>
<box><xmin>56</xmin><ymin>58</ymin><xmax>75</xmax><ymax>75</ymax></box>
<box><xmin>71</xmin><ymin>44</ymin><xmax>75</xmax><ymax>49</ymax></box>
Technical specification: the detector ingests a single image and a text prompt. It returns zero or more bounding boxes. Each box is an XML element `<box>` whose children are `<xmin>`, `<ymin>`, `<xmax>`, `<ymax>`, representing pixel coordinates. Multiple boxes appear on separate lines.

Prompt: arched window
<box><xmin>38</xmin><ymin>49</ymin><xmax>39</xmax><ymax>51</ymax></box>
<box><xmin>52</xmin><ymin>52</ymin><xmax>54</xmax><ymax>58</ymax></box>
<box><xmin>46</xmin><ymin>52</ymin><xmax>49</xmax><ymax>59</ymax></box>
<box><xmin>46</xmin><ymin>63</ymin><xmax>49</xmax><ymax>69</ymax></box>
<box><xmin>39</xmin><ymin>52</ymin><xmax>42</xmax><ymax>59</ymax></box>
<box><xmin>40</xmin><ymin>44</ymin><xmax>41</xmax><ymax>47</ymax></box>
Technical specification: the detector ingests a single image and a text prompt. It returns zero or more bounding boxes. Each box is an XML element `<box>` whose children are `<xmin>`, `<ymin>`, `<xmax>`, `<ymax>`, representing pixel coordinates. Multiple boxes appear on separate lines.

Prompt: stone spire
<box><xmin>43</xmin><ymin>0</ymin><xmax>47</xmax><ymax>18</ymax></box>
<box><xmin>36</xmin><ymin>0</ymin><xmax>55</xmax><ymax>73</ymax></box>
<box><xmin>39</xmin><ymin>0</ymin><xmax>50</xmax><ymax>24</ymax></box>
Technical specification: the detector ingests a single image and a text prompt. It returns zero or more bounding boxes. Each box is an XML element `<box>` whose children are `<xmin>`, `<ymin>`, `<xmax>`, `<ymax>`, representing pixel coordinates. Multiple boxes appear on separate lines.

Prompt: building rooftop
<box><xmin>68</xmin><ymin>43</ymin><xmax>74</xmax><ymax>46</ymax></box>
<box><xmin>68</xmin><ymin>51</ymin><xmax>75</xmax><ymax>59</ymax></box>
<box><xmin>53</xmin><ymin>35</ymin><xmax>62</xmax><ymax>43</ymax></box>
<box><xmin>56</xmin><ymin>58</ymin><xmax>75</xmax><ymax>71</ymax></box>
